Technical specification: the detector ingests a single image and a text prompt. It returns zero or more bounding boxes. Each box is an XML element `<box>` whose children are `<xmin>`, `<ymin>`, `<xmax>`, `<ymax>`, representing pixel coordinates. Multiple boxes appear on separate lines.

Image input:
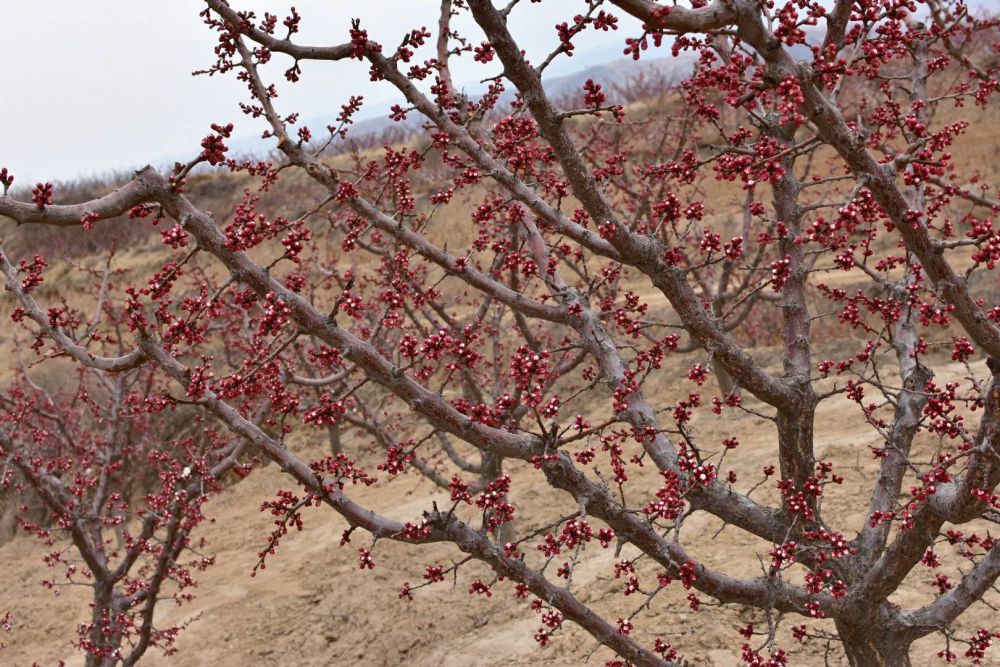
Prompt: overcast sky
<box><xmin>0</xmin><ymin>1</ymin><xmax>637</xmax><ymax>185</ymax></box>
<box><xmin>3</xmin><ymin>1</ymin><xmax>997</xmax><ymax>185</ymax></box>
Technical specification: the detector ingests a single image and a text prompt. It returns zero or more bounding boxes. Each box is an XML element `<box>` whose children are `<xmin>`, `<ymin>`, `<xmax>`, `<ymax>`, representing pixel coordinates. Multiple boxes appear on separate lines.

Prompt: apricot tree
<box><xmin>2</xmin><ymin>0</ymin><xmax>1000</xmax><ymax>665</ymax></box>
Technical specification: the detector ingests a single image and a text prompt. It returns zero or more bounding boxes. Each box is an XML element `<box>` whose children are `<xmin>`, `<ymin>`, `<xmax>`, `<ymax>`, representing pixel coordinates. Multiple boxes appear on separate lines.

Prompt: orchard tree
<box><xmin>2</xmin><ymin>0</ymin><xmax>1000</xmax><ymax>665</ymax></box>
<box><xmin>0</xmin><ymin>361</ymin><xmax>254</xmax><ymax>665</ymax></box>
<box><xmin>0</xmin><ymin>249</ymin><xmax>274</xmax><ymax>665</ymax></box>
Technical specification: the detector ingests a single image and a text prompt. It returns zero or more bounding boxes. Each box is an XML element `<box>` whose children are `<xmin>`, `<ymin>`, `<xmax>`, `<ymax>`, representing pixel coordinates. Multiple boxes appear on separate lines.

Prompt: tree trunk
<box><xmin>327</xmin><ymin>422</ymin><xmax>342</xmax><ymax>456</ymax></box>
<box><xmin>709</xmin><ymin>299</ymin><xmax>740</xmax><ymax>399</ymax></box>
<box><xmin>712</xmin><ymin>362</ymin><xmax>739</xmax><ymax>398</ymax></box>
<box><xmin>775</xmin><ymin>402</ymin><xmax>817</xmax><ymax>493</ymax></box>
<box><xmin>836</xmin><ymin>619</ymin><xmax>912</xmax><ymax>667</ymax></box>
<box><xmin>480</xmin><ymin>452</ymin><xmax>516</xmax><ymax>544</ymax></box>
<box><xmin>85</xmin><ymin>582</ymin><xmax>125</xmax><ymax>667</ymax></box>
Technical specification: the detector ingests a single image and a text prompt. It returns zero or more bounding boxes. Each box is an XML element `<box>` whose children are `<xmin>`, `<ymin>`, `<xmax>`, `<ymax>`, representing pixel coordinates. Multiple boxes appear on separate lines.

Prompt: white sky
<box><xmin>0</xmin><ymin>1</ymin><xmax>633</xmax><ymax>184</ymax></box>
<box><xmin>3</xmin><ymin>1</ymin><xmax>997</xmax><ymax>185</ymax></box>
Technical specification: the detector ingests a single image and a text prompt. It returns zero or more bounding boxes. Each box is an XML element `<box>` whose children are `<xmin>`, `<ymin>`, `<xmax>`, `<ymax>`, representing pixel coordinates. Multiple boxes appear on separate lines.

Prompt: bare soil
<box><xmin>1</xmin><ymin>350</ymin><xmax>995</xmax><ymax>666</ymax></box>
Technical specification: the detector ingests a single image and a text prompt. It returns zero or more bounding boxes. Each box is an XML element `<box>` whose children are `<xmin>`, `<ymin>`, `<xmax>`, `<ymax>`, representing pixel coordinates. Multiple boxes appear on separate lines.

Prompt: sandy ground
<box><xmin>0</xmin><ymin>347</ymin><xmax>996</xmax><ymax>667</ymax></box>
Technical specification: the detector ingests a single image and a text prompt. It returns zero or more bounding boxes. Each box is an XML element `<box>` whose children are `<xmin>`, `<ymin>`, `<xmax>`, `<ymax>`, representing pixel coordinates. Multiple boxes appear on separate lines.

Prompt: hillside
<box><xmin>2</xmin><ymin>39</ymin><xmax>1000</xmax><ymax>667</ymax></box>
